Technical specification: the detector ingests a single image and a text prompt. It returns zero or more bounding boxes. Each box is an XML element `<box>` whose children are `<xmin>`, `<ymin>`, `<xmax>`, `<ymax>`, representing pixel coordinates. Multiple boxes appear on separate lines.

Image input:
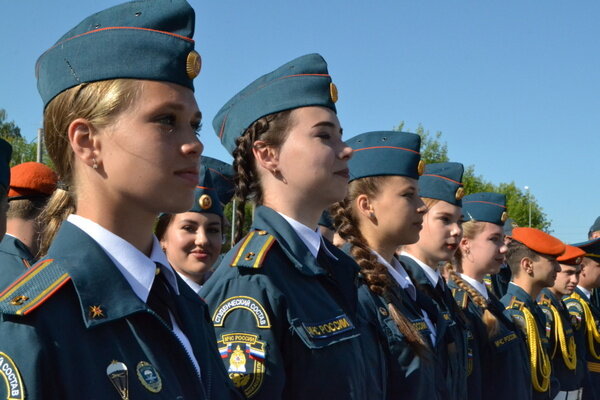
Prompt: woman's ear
<box><xmin>355</xmin><ymin>194</ymin><xmax>375</xmax><ymax>220</ymax></box>
<box><xmin>252</xmin><ymin>140</ymin><xmax>280</xmax><ymax>175</ymax></box>
<box><xmin>68</xmin><ymin>118</ymin><xmax>101</xmax><ymax>169</ymax></box>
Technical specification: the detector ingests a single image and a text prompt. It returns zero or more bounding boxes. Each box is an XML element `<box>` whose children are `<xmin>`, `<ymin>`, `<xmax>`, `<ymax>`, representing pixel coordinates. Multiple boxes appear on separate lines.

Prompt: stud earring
<box><xmin>92</xmin><ymin>158</ymin><xmax>98</xmax><ymax>170</ymax></box>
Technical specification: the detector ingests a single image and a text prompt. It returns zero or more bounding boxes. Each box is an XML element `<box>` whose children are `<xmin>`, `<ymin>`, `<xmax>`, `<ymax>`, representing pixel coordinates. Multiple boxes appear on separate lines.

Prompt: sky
<box><xmin>1</xmin><ymin>1</ymin><xmax>598</xmax><ymax>243</ymax></box>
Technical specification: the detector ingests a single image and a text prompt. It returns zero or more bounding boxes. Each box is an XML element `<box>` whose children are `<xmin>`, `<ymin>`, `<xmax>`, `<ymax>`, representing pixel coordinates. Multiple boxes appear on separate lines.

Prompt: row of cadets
<box><xmin>564</xmin><ymin>237</ymin><xmax>600</xmax><ymax>399</ymax></box>
<box><xmin>199</xmin><ymin>54</ymin><xmax>380</xmax><ymax>399</ymax></box>
<box><xmin>0</xmin><ymin>0</ymin><xmax>242</xmax><ymax>398</ymax></box>
<box><xmin>331</xmin><ymin>130</ymin><xmax>443</xmax><ymax>399</ymax></box>
<box><xmin>538</xmin><ymin>244</ymin><xmax>587</xmax><ymax>399</ymax></box>
<box><xmin>586</xmin><ymin>217</ymin><xmax>600</xmax><ymax>311</ymax></box>
<box><xmin>399</xmin><ymin>162</ymin><xmax>471</xmax><ymax>400</ymax></box>
<box><xmin>501</xmin><ymin>227</ymin><xmax>565</xmax><ymax>399</ymax></box>
<box><xmin>156</xmin><ymin>158</ymin><xmax>234</xmax><ymax>294</ymax></box>
<box><xmin>0</xmin><ymin>162</ymin><xmax>57</xmax><ymax>289</ymax></box>
<box><xmin>447</xmin><ymin>192</ymin><xmax>531</xmax><ymax>400</ymax></box>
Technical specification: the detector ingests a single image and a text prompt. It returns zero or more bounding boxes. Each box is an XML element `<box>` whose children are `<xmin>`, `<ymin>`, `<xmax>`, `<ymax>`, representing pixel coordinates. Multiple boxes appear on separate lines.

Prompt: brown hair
<box><xmin>331</xmin><ymin>176</ymin><xmax>429</xmax><ymax>357</ymax></box>
<box><xmin>7</xmin><ymin>198</ymin><xmax>47</xmax><ymax>220</ymax></box>
<box><xmin>505</xmin><ymin>239</ymin><xmax>540</xmax><ymax>277</ymax></box>
<box><xmin>37</xmin><ymin>79</ymin><xmax>141</xmax><ymax>257</ymax></box>
<box><xmin>449</xmin><ymin>219</ymin><xmax>499</xmax><ymax>337</ymax></box>
<box><xmin>231</xmin><ymin>110</ymin><xmax>293</xmax><ymax>243</ymax></box>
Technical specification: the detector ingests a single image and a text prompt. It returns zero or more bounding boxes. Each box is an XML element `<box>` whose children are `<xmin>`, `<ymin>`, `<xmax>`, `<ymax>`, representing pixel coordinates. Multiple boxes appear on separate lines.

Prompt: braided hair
<box><xmin>231</xmin><ymin>110</ymin><xmax>292</xmax><ymax>243</ymax></box>
<box><xmin>331</xmin><ymin>176</ymin><xmax>429</xmax><ymax>357</ymax></box>
<box><xmin>449</xmin><ymin>220</ymin><xmax>499</xmax><ymax>338</ymax></box>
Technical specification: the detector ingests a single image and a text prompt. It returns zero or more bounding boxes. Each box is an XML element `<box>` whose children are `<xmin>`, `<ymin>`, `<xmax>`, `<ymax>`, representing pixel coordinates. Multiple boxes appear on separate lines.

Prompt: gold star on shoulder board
<box><xmin>89</xmin><ymin>305</ymin><xmax>105</xmax><ymax>319</ymax></box>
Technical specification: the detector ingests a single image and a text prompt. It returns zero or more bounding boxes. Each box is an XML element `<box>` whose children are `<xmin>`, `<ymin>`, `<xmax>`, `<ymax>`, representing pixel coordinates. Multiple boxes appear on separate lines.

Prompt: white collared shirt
<box><xmin>374</xmin><ymin>251</ymin><xmax>437</xmax><ymax>344</ymax></box>
<box><xmin>278</xmin><ymin>212</ymin><xmax>337</xmax><ymax>260</ymax></box>
<box><xmin>460</xmin><ymin>273</ymin><xmax>489</xmax><ymax>300</ymax></box>
<box><xmin>67</xmin><ymin>214</ymin><xmax>200</xmax><ymax>375</ymax></box>
<box><xmin>400</xmin><ymin>251</ymin><xmax>443</xmax><ymax>288</ymax></box>
<box><xmin>178</xmin><ymin>271</ymin><xmax>203</xmax><ymax>295</ymax></box>
<box><xmin>578</xmin><ymin>286</ymin><xmax>592</xmax><ymax>300</ymax></box>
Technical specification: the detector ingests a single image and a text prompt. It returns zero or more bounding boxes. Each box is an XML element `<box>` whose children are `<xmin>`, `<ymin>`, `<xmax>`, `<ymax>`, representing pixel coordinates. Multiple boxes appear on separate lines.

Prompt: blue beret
<box><xmin>213</xmin><ymin>53</ymin><xmax>338</xmax><ymax>155</ymax></box>
<box><xmin>36</xmin><ymin>0</ymin><xmax>199</xmax><ymax>108</ymax></box>
<box><xmin>190</xmin><ymin>168</ymin><xmax>223</xmax><ymax>217</ymax></box>
<box><xmin>462</xmin><ymin>192</ymin><xmax>508</xmax><ymax>226</ymax></box>
<box><xmin>572</xmin><ymin>238</ymin><xmax>600</xmax><ymax>261</ymax></box>
<box><xmin>419</xmin><ymin>162</ymin><xmax>465</xmax><ymax>206</ymax></box>
<box><xmin>318</xmin><ymin>210</ymin><xmax>334</xmax><ymax>230</ymax></box>
<box><xmin>589</xmin><ymin>216</ymin><xmax>600</xmax><ymax>235</ymax></box>
<box><xmin>347</xmin><ymin>131</ymin><xmax>423</xmax><ymax>182</ymax></box>
<box><xmin>200</xmin><ymin>156</ymin><xmax>234</xmax><ymax>205</ymax></box>
<box><xmin>0</xmin><ymin>139</ymin><xmax>12</xmax><ymax>191</ymax></box>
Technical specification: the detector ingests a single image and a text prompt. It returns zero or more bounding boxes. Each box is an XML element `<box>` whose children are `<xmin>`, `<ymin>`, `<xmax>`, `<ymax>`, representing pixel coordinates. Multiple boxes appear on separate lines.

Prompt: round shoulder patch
<box><xmin>0</xmin><ymin>352</ymin><xmax>24</xmax><ymax>400</ymax></box>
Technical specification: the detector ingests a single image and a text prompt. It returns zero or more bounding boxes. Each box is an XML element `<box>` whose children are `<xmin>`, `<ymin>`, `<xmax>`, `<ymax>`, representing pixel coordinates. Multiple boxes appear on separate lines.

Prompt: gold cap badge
<box><xmin>199</xmin><ymin>194</ymin><xmax>212</xmax><ymax>210</ymax></box>
<box><xmin>417</xmin><ymin>160</ymin><xmax>425</xmax><ymax>176</ymax></box>
<box><xmin>329</xmin><ymin>82</ymin><xmax>338</xmax><ymax>103</ymax></box>
<box><xmin>455</xmin><ymin>187</ymin><xmax>465</xmax><ymax>200</ymax></box>
<box><xmin>501</xmin><ymin>211</ymin><xmax>508</xmax><ymax>223</ymax></box>
<box><xmin>186</xmin><ymin>50</ymin><xmax>202</xmax><ymax>79</ymax></box>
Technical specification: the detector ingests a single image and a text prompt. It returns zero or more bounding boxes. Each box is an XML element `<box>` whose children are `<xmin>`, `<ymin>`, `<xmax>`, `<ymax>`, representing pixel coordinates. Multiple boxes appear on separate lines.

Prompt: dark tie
<box><xmin>147</xmin><ymin>264</ymin><xmax>180</xmax><ymax>329</ymax></box>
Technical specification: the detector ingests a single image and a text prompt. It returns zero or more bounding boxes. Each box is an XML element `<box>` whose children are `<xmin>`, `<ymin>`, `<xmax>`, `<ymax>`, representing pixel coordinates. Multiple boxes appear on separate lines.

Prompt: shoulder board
<box><xmin>507</xmin><ymin>296</ymin><xmax>525</xmax><ymax>311</ymax></box>
<box><xmin>452</xmin><ymin>288</ymin><xmax>469</xmax><ymax>309</ymax></box>
<box><xmin>538</xmin><ymin>293</ymin><xmax>552</xmax><ymax>307</ymax></box>
<box><xmin>0</xmin><ymin>259</ymin><xmax>70</xmax><ymax>316</ymax></box>
<box><xmin>230</xmin><ymin>230</ymin><xmax>276</xmax><ymax>269</ymax></box>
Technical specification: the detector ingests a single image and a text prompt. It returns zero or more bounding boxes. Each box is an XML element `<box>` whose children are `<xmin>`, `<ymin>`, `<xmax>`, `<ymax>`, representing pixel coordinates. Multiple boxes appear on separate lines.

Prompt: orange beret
<box><xmin>557</xmin><ymin>245</ymin><xmax>585</xmax><ymax>265</ymax></box>
<box><xmin>8</xmin><ymin>162</ymin><xmax>58</xmax><ymax>198</ymax></box>
<box><xmin>510</xmin><ymin>227</ymin><xmax>565</xmax><ymax>257</ymax></box>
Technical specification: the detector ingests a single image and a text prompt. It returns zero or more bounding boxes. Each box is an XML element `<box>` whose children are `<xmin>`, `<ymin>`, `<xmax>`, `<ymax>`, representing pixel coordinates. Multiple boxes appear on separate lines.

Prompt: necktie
<box><xmin>147</xmin><ymin>265</ymin><xmax>180</xmax><ymax>329</ymax></box>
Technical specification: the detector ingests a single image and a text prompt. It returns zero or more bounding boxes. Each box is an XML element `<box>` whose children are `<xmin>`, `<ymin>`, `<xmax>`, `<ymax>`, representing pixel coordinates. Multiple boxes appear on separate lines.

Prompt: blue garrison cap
<box><xmin>462</xmin><ymin>192</ymin><xmax>508</xmax><ymax>226</ymax></box>
<box><xmin>36</xmin><ymin>0</ymin><xmax>199</xmax><ymax>108</ymax></box>
<box><xmin>419</xmin><ymin>162</ymin><xmax>465</xmax><ymax>206</ymax></box>
<box><xmin>190</xmin><ymin>168</ymin><xmax>223</xmax><ymax>217</ymax></box>
<box><xmin>213</xmin><ymin>53</ymin><xmax>338</xmax><ymax>155</ymax></box>
<box><xmin>347</xmin><ymin>131</ymin><xmax>423</xmax><ymax>182</ymax></box>
<box><xmin>318</xmin><ymin>210</ymin><xmax>334</xmax><ymax>230</ymax></box>
<box><xmin>503</xmin><ymin>218</ymin><xmax>518</xmax><ymax>236</ymax></box>
<box><xmin>589</xmin><ymin>216</ymin><xmax>600</xmax><ymax>235</ymax></box>
<box><xmin>572</xmin><ymin>238</ymin><xmax>600</xmax><ymax>261</ymax></box>
<box><xmin>200</xmin><ymin>156</ymin><xmax>234</xmax><ymax>205</ymax></box>
<box><xmin>0</xmin><ymin>139</ymin><xmax>12</xmax><ymax>191</ymax></box>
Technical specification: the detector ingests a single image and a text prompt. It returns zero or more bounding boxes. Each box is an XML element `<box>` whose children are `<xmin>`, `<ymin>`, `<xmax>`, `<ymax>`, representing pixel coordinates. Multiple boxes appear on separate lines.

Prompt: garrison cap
<box><xmin>0</xmin><ymin>139</ymin><xmax>12</xmax><ymax>191</ymax></box>
<box><xmin>419</xmin><ymin>162</ymin><xmax>465</xmax><ymax>207</ymax></box>
<box><xmin>557</xmin><ymin>245</ymin><xmax>586</xmax><ymax>265</ymax></box>
<box><xmin>190</xmin><ymin>168</ymin><xmax>223</xmax><ymax>217</ymax></box>
<box><xmin>200</xmin><ymin>156</ymin><xmax>234</xmax><ymax>205</ymax></box>
<box><xmin>36</xmin><ymin>0</ymin><xmax>199</xmax><ymax>108</ymax></box>
<box><xmin>572</xmin><ymin>238</ymin><xmax>600</xmax><ymax>261</ymax></box>
<box><xmin>462</xmin><ymin>192</ymin><xmax>508</xmax><ymax>226</ymax></box>
<box><xmin>503</xmin><ymin>218</ymin><xmax>518</xmax><ymax>236</ymax></box>
<box><xmin>213</xmin><ymin>53</ymin><xmax>338</xmax><ymax>155</ymax></box>
<box><xmin>589</xmin><ymin>216</ymin><xmax>600</xmax><ymax>235</ymax></box>
<box><xmin>8</xmin><ymin>162</ymin><xmax>58</xmax><ymax>200</ymax></box>
<box><xmin>318</xmin><ymin>210</ymin><xmax>334</xmax><ymax>230</ymax></box>
<box><xmin>347</xmin><ymin>131</ymin><xmax>423</xmax><ymax>182</ymax></box>
<box><xmin>510</xmin><ymin>227</ymin><xmax>565</xmax><ymax>257</ymax></box>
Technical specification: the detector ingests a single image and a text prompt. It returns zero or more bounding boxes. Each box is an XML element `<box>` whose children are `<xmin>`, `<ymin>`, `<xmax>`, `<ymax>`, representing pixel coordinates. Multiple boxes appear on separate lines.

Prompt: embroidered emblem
<box><xmin>136</xmin><ymin>361</ymin><xmax>162</xmax><ymax>393</ymax></box>
<box><xmin>411</xmin><ymin>319</ymin><xmax>429</xmax><ymax>332</ymax></box>
<box><xmin>213</xmin><ymin>296</ymin><xmax>271</xmax><ymax>328</ymax></box>
<box><xmin>89</xmin><ymin>305</ymin><xmax>105</xmax><ymax>319</ymax></box>
<box><xmin>106</xmin><ymin>360</ymin><xmax>129</xmax><ymax>400</ymax></box>
<box><xmin>302</xmin><ymin>315</ymin><xmax>355</xmax><ymax>339</ymax></box>
<box><xmin>329</xmin><ymin>82</ymin><xmax>338</xmax><ymax>103</ymax></box>
<box><xmin>511</xmin><ymin>314</ymin><xmax>526</xmax><ymax>332</ymax></box>
<box><xmin>199</xmin><ymin>194</ymin><xmax>212</xmax><ymax>210</ymax></box>
<box><xmin>218</xmin><ymin>333</ymin><xmax>266</xmax><ymax>398</ymax></box>
<box><xmin>494</xmin><ymin>332</ymin><xmax>517</xmax><ymax>348</ymax></box>
<box><xmin>0</xmin><ymin>353</ymin><xmax>24</xmax><ymax>400</ymax></box>
<box><xmin>186</xmin><ymin>50</ymin><xmax>202</xmax><ymax>79</ymax></box>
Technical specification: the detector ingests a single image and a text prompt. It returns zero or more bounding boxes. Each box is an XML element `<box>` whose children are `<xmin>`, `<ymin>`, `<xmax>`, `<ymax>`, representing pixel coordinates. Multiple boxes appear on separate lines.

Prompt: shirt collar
<box><xmin>374</xmin><ymin>251</ymin><xmax>416</xmax><ymax>300</ymax></box>
<box><xmin>67</xmin><ymin>214</ymin><xmax>179</xmax><ymax>302</ymax></box>
<box><xmin>177</xmin><ymin>271</ymin><xmax>202</xmax><ymax>295</ymax></box>
<box><xmin>400</xmin><ymin>251</ymin><xmax>441</xmax><ymax>287</ymax></box>
<box><xmin>277</xmin><ymin>211</ymin><xmax>337</xmax><ymax>260</ymax></box>
<box><xmin>459</xmin><ymin>273</ymin><xmax>489</xmax><ymax>300</ymax></box>
<box><xmin>578</xmin><ymin>285</ymin><xmax>592</xmax><ymax>300</ymax></box>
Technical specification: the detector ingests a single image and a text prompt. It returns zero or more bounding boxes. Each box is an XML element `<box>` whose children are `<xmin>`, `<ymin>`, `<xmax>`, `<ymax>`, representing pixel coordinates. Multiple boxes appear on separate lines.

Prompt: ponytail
<box><xmin>36</xmin><ymin>188</ymin><xmax>76</xmax><ymax>258</ymax></box>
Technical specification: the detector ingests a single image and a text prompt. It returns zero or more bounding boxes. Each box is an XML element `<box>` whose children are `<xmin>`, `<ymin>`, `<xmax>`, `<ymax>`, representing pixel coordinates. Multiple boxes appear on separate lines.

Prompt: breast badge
<box><xmin>106</xmin><ymin>360</ymin><xmax>129</xmax><ymax>400</ymax></box>
<box><xmin>136</xmin><ymin>361</ymin><xmax>162</xmax><ymax>393</ymax></box>
<box><xmin>0</xmin><ymin>352</ymin><xmax>24</xmax><ymax>400</ymax></box>
<box><xmin>218</xmin><ymin>333</ymin><xmax>266</xmax><ymax>398</ymax></box>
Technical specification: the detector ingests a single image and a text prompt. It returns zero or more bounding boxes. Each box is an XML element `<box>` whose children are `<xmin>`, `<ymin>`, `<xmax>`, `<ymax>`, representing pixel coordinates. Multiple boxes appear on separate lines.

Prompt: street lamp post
<box><xmin>524</xmin><ymin>186</ymin><xmax>531</xmax><ymax>227</ymax></box>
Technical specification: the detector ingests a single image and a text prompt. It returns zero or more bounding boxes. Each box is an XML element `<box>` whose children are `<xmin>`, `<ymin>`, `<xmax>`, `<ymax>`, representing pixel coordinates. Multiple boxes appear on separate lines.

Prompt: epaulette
<box><xmin>507</xmin><ymin>297</ymin><xmax>525</xmax><ymax>311</ymax></box>
<box><xmin>538</xmin><ymin>293</ymin><xmax>552</xmax><ymax>308</ymax></box>
<box><xmin>229</xmin><ymin>230</ymin><xmax>276</xmax><ymax>269</ymax></box>
<box><xmin>452</xmin><ymin>288</ymin><xmax>469</xmax><ymax>309</ymax></box>
<box><xmin>0</xmin><ymin>259</ymin><xmax>70</xmax><ymax>316</ymax></box>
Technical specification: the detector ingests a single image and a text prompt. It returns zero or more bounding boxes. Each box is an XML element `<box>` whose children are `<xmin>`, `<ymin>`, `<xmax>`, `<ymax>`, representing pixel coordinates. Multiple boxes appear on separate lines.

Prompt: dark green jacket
<box><xmin>450</xmin><ymin>279</ymin><xmax>531</xmax><ymax>400</ymax></box>
<box><xmin>0</xmin><ymin>235</ymin><xmax>35</xmax><ymax>290</ymax></box>
<box><xmin>400</xmin><ymin>255</ymin><xmax>469</xmax><ymax>400</ymax></box>
<box><xmin>0</xmin><ymin>221</ymin><xmax>240</xmax><ymax>400</ymax></box>
<box><xmin>200</xmin><ymin>206</ymin><xmax>373</xmax><ymax>400</ymax></box>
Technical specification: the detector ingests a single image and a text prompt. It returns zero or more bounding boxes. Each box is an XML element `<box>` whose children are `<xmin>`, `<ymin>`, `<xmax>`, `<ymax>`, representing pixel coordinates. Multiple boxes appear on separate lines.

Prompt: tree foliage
<box><xmin>394</xmin><ymin>122</ymin><xmax>551</xmax><ymax>231</ymax></box>
<box><xmin>0</xmin><ymin>109</ymin><xmax>50</xmax><ymax>167</ymax></box>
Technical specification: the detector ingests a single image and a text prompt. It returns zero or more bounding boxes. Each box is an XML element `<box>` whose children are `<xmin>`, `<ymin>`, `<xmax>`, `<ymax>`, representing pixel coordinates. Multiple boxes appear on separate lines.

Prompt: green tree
<box><xmin>0</xmin><ymin>109</ymin><xmax>51</xmax><ymax>167</ymax></box>
<box><xmin>394</xmin><ymin>122</ymin><xmax>551</xmax><ymax>231</ymax></box>
<box><xmin>0</xmin><ymin>109</ymin><xmax>21</xmax><ymax>139</ymax></box>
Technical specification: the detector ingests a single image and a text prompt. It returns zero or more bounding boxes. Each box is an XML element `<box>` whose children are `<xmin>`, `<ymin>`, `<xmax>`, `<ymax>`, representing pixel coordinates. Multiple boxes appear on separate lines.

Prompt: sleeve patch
<box><xmin>218</xmin><ymin>333</ymin><xmax>266</xmax><ymax>398</ymax></box>
<box><xmin>212</xmin><ymin>296</ymin><xmax>271</xmax><ymax>328</ymax></box>
<box><xmin>0</xmin><ymin>352</ymin><xmax>24</xmax><ymax>400</ymax></box>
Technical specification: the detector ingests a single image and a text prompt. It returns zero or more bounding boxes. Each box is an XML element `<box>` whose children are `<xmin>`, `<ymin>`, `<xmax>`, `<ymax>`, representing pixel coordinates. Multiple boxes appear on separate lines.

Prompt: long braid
<box><xmin>448</xmin><ymin>262</ymin><xmax>499</xmax><ymax>338</ymax></box>
<box><xmin>231</xmin><ymin>111</ymin><xmax>292</xmax><ymax>244</ymax></box>
<box><xmin>331</xmin><ymin>179</ymin><xmax>429</xmax><ymax>357</ymax></box>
